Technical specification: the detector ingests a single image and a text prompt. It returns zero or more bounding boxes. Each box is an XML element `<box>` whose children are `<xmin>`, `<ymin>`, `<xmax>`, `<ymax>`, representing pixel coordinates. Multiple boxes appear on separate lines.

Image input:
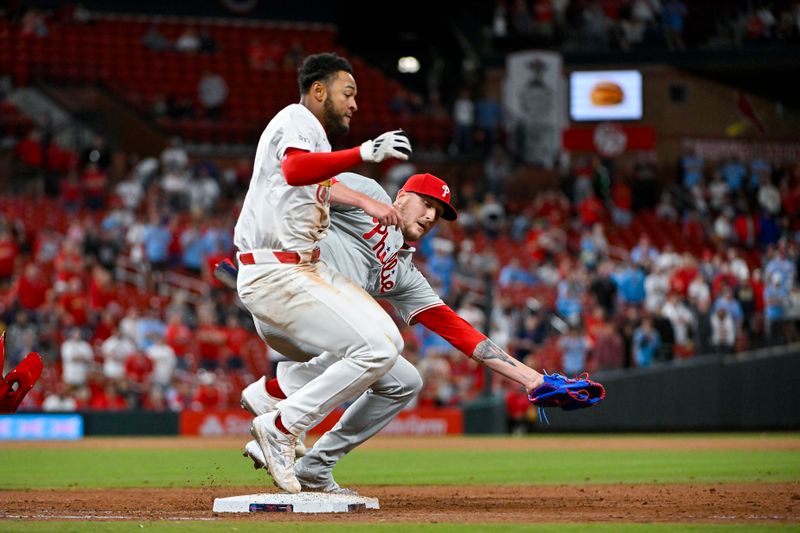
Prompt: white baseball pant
<box><xmin>237</xmin><ymin>259</ymin><xmax>403</xmax><ymax>435</ymax></box>
<box><xmin>274</xmin><ymin>351</ymin><xmax>422</xmax><ymax>478</ymax></box>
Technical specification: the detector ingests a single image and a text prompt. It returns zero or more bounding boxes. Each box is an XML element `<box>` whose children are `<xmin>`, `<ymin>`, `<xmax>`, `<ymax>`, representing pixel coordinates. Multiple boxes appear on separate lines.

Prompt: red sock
<box><xmin>274</xmin><ymin>414</ymin><xmax>290</xmax><ymax>435</ymax></box>
<box><xmin>266</xmin><ymin>377</ymin><xmax>286</xmax><ymax>399</ymax></box>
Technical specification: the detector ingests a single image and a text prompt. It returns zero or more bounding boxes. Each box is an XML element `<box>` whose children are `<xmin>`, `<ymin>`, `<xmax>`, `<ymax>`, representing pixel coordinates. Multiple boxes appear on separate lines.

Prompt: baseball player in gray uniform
<box><xmin>234</xmin><ymin>52</ymin><xmax>415</xmax><ymax>493</ymax></box>
<box><xmin>219</xmin><ymin>172</ymin><xmax>546</xmax><ymax>494</ymax></box>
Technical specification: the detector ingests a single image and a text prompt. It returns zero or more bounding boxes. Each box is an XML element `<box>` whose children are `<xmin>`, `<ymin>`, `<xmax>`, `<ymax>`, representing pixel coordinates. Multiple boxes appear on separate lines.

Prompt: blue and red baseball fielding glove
<box><xmin>528</xmin><ymin>372</ymin><xmax>606</xmax><ymax>412</ymax></box>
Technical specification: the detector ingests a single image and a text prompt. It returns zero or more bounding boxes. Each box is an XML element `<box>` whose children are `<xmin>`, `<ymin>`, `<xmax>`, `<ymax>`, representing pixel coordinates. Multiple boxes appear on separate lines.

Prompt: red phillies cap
<box><xmin>400</xmin><ymin>173</ymin><xmax>458</xmax><ymax>221</ymax></box>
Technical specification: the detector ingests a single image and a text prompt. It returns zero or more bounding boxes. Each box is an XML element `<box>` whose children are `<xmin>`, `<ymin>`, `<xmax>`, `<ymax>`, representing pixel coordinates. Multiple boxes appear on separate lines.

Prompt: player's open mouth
<box><xmin>416</xmin><ymin>222</ymin><xmax>426</xmax><ymax>231</ymax></box>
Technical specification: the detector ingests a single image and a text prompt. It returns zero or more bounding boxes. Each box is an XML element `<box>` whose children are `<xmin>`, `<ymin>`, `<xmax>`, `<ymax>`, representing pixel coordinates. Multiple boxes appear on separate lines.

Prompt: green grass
<box><xmin>0</xmin><ymin>523</ymin><xmax>796</xmax><ymax>532</ymax></box>
<box><xmin>0</xmin><ymin>446</ymin><xmax>798</xmax><ymax>489</ymax></box>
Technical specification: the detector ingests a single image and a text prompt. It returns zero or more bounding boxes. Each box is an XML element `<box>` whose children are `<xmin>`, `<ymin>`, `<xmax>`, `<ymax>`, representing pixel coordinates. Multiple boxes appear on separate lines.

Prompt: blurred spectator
<box><xmin>589</xmin><ymin>321</ymin><xmax>624</xmax><ymax>371</ymax></box>
<box><xmin>633</xmin><ymin>317</ymin><xmax>660</xmax><ymax>368</ymax></box>
<box><xmin>12</xmin><ymin>263</ymin><xmax>48</xmax><ymax>313</ymax></box>
<box><xmin>198</xmin><ymin>30</ymin><xmax>218</xmax><ymax>53</ymax></box>
<box><xmin>713</xmin><ymin>285</ymin><xmax>744</xmax><ymax>326</ymax></box>
<box><xmin>142</xmin><ymin>24</ymin><xmax>170</xmax><ymax>51</ymax></box>
<box><xmin>590</xmin><ymin>261</ymin><xmax>618</xmax><ymax>316</ymax></box>
<box><xmin>101</xmin><ymin>326</ymin><xmax>138</xmax><ymax>382</ymax></box>
<box><xmin>764</xmin><ymin>272</ymin><xmax>790</xmax><ymax>338</ymax></box>
<box><xmin>81</xmin><ymin>162</ymin><xmax>108</xmax><ymax>211</ymax></box>
<box><xmin>556</xmin><ymin>272</ymin><xmax>583</xmax><ymax>325</ymax></box>
<box><xmin>4</xmin><ymin>311</ymin><xmax>39</xmax><ymax>366</ymax></box>
<box><xmin>655</xmin><ymin>192</ymin><xmax>679</xmax><ymax>221</ymax></box>
<box><xmin>42</xmin><ymin>383</ymin><xmax>77</xmax><ymax>412</ymax></box>
<box><xmin>60</xmin><ymin>328</ymin><xmax>94</xmax><ymax>387</ymax></box>
<box><xmin>631</xmin><ymin>235</ymin><xmax>659</xmax><ymax>266</ymax></box>
<box><xmin>188</xmin><ymin>169</ymin><xmax>221</xmax><ymax>213</ymax></box>
<box><xmin>20</xmin><ymin>9</ymin><xmax>48</xmax><ymax>38</ymax></box>
<box><xmin>582</xmin><ymin>2</ymin><xmax>612</xmax><ymax>50</ymax></box>
<box><xmin>484</xmin><ymin>145</ymin><xmax>512</xmax><ymax>196</ymax></box>
<box><xmin>610</xmin><ymin>176</ymin><xmax>633</xmax><ymax>227</ymax></box>
<box><xmin>558</xmin><ymin>323</ymin><xmax>588</xmax><ymax>376</ymax></box>
<box><xmin>758</xmin><ymin>176</ymin><xmax>781</xmax><ymax>215</ymax></box>
<box><xmin>451</xmin><ymin>88</ymin><xmax>475</xmax><ymax>155</ymax></box>
<box><xmin>710</xmin><ymin>307</ymin><xmax>736</xmax><ymax>353</ymax></box>
<box><xmin>615</xmin><ymin>262</ymin><xmax>646</xmax><ymax>306</ymax></box>
<box><xmin>662</xmin><ymin>0</ymin><xmax>688</xmax><ymax>50</ymax></box>
<box><xmin>498</xmin><ymin>257</ymin><xmax>534</xmax><ymax>288</ymax></box>
<box><xmin>0</xmin><ymin>225</ymin><xmax>19</xmax><ymax>285</ymax></box>
<box><xmin>146</xmin><ymin>332</ymin><xmax>177</xmax><ymax>388</ymax></box>
<box><xmin>283</xmin><ymin>38</ymin><xmax>305</xmax><ymax>69</ymax></box>
<box><xmin>509</xmin><ymin>0</ymin><xmax>534</xmax><ymax>36</ymax></box>
<box><xmin>661</xmin><ymin>292</ymin><xmax>693</xmax><ymax>354</ymax></box>
<box><xmin>161</xmin><ymin>137</ymin><xmax>189</xmax><ymax>173</ymax></box>
<box><xmin>197</xmin><ymin>71</ymin><xmax>228</xmax><ymax>120</ymax></box>
<box><xmin>680</xmin><ymin>146</ymin><xmax>704</xmax><ymax>189</ymax></box>
<box><xmin>80</xmin><ymin>135</ymin><xmax>111</xmax><ymax>171</ymax></box>
<box><xmin>577</xmin><ymin>192</ymin><xmax>604</xmax><ymax>228</ymax></box>
<box><xmin>175</xmin><ymin>27</ymin><xmax>201</xmax><ymax>53</ymax></box>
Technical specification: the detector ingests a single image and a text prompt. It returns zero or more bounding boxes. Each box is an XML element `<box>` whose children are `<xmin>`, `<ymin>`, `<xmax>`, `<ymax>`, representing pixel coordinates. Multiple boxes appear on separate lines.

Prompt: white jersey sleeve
<box><xmin>234</xmin><ymin>104</ymin><xmax>332</xmax><ymax>252</ymax></box>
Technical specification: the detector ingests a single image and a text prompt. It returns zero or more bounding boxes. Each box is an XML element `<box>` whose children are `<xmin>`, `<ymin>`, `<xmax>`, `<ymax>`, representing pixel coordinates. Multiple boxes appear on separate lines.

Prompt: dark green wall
<box><xmin>538</xmin><ymin>346</ymin><xmax>800</xmax><ymax>431</ymax></box>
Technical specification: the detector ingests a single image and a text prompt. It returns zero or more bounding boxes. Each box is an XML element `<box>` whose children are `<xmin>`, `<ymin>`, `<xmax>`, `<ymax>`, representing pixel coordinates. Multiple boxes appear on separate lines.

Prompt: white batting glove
<box><xmin>360</xmin><ymin>130</ymin><xmax>412</xmax><ymax>162</ymax></box>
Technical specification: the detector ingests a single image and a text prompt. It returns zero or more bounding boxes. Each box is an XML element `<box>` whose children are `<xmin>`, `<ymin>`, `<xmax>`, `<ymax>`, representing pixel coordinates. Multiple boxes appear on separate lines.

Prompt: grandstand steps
<box><xmin>39</xmin><ymin>84</ymin><xmax>167</xmax><ymax>157</ymax></box>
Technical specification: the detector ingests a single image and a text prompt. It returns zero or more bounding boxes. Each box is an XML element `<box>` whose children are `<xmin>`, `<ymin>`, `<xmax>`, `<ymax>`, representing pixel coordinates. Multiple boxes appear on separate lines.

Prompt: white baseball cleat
<box><xmin>243</xmin><ymin>439</ymin><xmax>267</xmax><ymax>470</ymax></box>
<box><xmin>250</xmin><ymin>411</ymin><xmax>301</xmax><ymax>494</ymax></box>
<box><xmin>241</xmin><ymin>377</ymin><xmax>308</xmax><ymax>457</ymax></box>
<box><xmin>240</xmin><ymin>376</ymin><xmax>280</xmax><ymax>416</ymax></box>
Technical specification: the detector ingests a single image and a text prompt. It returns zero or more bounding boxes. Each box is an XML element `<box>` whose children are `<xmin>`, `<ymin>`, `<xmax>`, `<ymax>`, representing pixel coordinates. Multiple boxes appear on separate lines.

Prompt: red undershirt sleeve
<box><xmin>281</xmin><ymin>147</ymin><xmax>362</xmax><ymax>186</ymax></box>
<box><xmin>413</xmin><ymin>305</ymin><xmax>488</xmax><ymax>357</ymax></box>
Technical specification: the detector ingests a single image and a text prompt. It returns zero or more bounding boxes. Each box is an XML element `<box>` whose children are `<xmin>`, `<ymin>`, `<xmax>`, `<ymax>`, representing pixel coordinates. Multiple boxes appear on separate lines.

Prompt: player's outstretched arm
<box><xmin>471</xmin><ymin>339</ymin><xmax>543</xmax><ymax>393</ymax></box>
<box><xmin>330</xmin><ymin>181</ymin><xmax>401</xmax><ymax>228</ymax></box>
<box><xmin>281</xmin><ymin>130</ymin><xmax>412</xmax><ymax>187</ymax></box>
<box><xmin>413</xmin><ymin>305</ymin><xmax>543</xmax><ymax>393</ymax></box>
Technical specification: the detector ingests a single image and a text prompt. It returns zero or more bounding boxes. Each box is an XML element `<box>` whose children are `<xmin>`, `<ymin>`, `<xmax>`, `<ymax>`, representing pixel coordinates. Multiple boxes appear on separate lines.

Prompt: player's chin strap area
<box><xmin>238</xmin><ymin>247</ymin><xmax>321</xmax><ymax>265</ymax></box>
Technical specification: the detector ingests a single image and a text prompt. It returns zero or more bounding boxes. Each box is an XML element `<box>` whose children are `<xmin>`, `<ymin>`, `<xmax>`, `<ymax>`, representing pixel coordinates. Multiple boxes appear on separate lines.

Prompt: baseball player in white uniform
<box><xmin>220</xmin><ymin>172</ymin><xmax>546</xmax><ymax>494</ymax></box>
<box><xmin>234</xmin><ymin>52</ymin><xmax>415</xmax><ymax>493</ymax></box>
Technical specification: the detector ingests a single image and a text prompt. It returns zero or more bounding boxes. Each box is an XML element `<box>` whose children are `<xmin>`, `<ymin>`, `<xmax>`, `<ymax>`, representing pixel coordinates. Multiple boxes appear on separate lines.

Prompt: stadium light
<box><xmin>397</xmin><ymin>56</ymin><xmax>420</xmax><ymax>74</ymax></box>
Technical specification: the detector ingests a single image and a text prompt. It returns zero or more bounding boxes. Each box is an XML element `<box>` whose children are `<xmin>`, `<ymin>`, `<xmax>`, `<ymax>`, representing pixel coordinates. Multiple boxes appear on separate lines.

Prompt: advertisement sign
<box><xmin>570</xmin><ymin>70</ymin><xmax>643</xmax><ymax>122</ymax></box>
<box><xmin>562</xmin><ymin>123</ymin><xmax>655</xmax><ymax>155</ymax></box>
<box><xmin>179</xmin><ymin>409</ymin><xmax>345</xmax><ymax>437</ymax></box>
<box><xmin>0</xmin><ymin>414</ymin><xmax>83</xmax><ymax>440</ymax></box>
<box><xmin>179</xmin><ymin>408</ymin><xmax>464</xmax><ymax>436</ymax></box>
<box><xmin>379</xmin><ymin>409</ymin><xmax>463</xmax><ymax>436</ymax></box>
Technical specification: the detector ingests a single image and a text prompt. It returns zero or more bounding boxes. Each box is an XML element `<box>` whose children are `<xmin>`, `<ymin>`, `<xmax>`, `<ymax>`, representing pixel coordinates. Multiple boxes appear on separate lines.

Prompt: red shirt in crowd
<box><xmin>125</xmin><ymin>353</ymin><xmax>154</xmax><ymax>384</ymax></box>
<box><xmin>15</xmin><ymin>137</ymin><xmax>42</xmax><ymax>167</ymax></box>
<box><xmin>578</xmin><ymin>196</ymin><xmax>604</xmax><ymax>227</ymax></box>
<box><xmin>196</xmin><ymin>323</ymin><xmax>227</xmax><ymax>362</ymax></box>
<box><xmin>15</xmin><ymin>264</ymin><xmax>48</xmax><ymax>310</ymax></box>
<box><xmin>58</xmin><ymin>290</ymin><xmax>90</xmax><ymax>327</ymax></box>
<box><xmin>165</xmin><ymin>320</ymin><xmax>193</xmax><ymax>357</ymax></box>
<box><xmin>0</xmin><ymin>232</ymin><xmax>19</xmax><ymax>279</ymax></box>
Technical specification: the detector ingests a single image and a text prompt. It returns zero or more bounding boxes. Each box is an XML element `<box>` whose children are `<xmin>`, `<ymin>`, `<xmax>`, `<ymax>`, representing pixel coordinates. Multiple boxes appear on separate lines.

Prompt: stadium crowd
<box><xmin>2</xmin><ymin>118</ymin><xmax>798</xmax><ymax>423</ymax></box>
<box><xmin>1</xmin><ymin>3</ymin><xmax>798</xmax><ymax>430</ymax></box>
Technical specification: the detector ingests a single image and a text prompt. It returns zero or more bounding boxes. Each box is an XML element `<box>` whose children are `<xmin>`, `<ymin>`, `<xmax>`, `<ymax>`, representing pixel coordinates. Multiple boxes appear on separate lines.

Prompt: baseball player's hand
<box><xmin>360</xmin><ymin>130</ymin><xmax>412</xmax><ymax>162</ymax></box>
<box><xmin>362</xmin><ymin>197</ymin><xmax>402</xmax><ymax>228</ymax></box>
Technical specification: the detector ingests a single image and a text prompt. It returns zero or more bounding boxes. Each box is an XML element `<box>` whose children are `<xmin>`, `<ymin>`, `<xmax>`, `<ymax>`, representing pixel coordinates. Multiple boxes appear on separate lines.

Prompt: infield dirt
<box><xmin>1</xmin><ymin>436</ymin><xmax>797</xmax><ymax>524</ymax></box>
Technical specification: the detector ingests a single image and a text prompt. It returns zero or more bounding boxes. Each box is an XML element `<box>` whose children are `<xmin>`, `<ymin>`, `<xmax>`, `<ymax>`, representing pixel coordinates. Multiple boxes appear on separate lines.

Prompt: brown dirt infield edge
<box><xmin>1</xmin><ymin>436</ymin><xmax>798</xmax><ymax>524</ymax></box>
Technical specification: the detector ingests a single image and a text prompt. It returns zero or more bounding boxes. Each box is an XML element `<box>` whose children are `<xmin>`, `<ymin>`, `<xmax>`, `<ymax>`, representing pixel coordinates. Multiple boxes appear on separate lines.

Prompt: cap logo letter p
<box><xmin>442</xmin><ymin>185</ymin><xmax>450</xmax><ymax>198</ymax></box>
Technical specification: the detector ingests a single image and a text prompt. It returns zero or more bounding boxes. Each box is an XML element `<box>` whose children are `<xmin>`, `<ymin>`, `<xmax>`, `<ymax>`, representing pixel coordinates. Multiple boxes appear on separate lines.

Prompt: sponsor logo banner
<box><xmin>380</xmin><ymin>409</ymin><xmax>463</xmax><ymax>436</ymax></box>
<box><xmin>179</xmin><ymin>408</ymin><xmax>463</xmax><ymax>436</ymax></box>
<box><xmin>0</xmin><ymin>414</ymin><xmax>83</xmax><ymax>440</ymax></box>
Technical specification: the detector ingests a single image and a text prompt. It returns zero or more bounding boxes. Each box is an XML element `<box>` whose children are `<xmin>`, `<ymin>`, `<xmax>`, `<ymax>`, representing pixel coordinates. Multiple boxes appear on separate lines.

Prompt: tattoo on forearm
<box><xmin>472</xmin><ymin>340</ymin><xmax>517</xmax><ymax>367</ymax></box>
